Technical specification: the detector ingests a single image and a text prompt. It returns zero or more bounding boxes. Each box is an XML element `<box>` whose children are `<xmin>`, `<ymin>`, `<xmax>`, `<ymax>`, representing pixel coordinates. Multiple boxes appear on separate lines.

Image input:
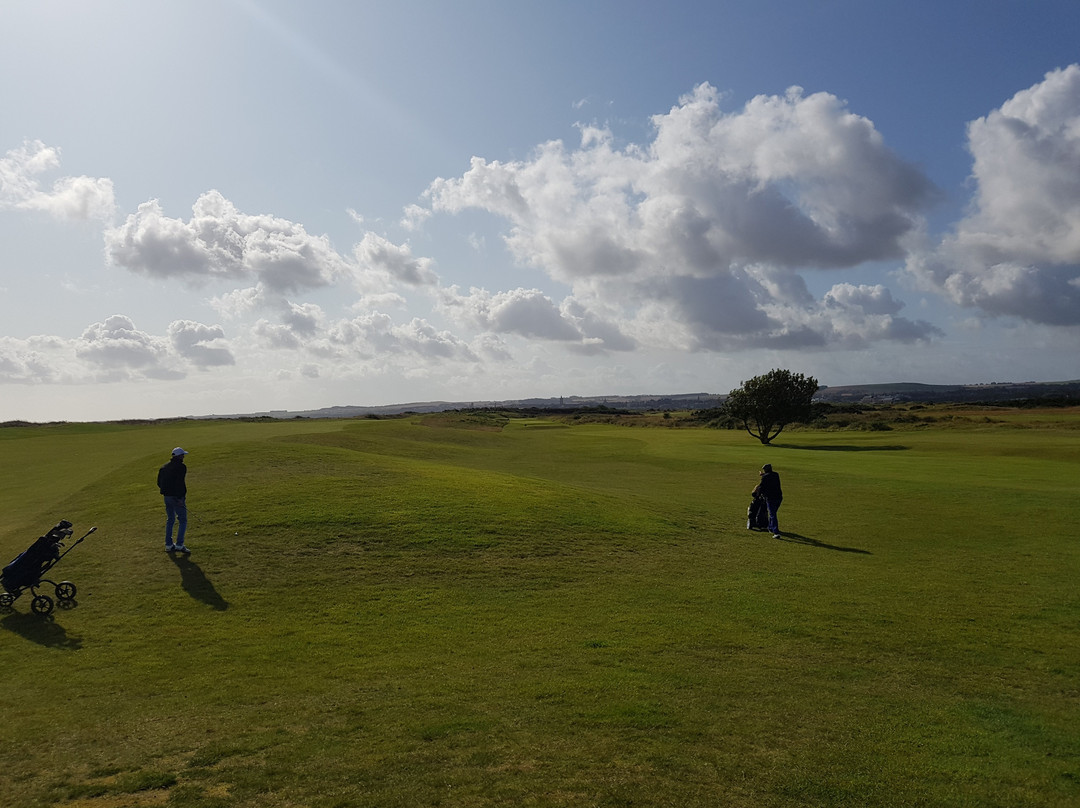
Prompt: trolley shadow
<box><xmin>776</xmin><ymin>444</ymin><xmax>910</xmax><ymax>452</ymax></box>
<box><xmin>2</xmin><ymin>611</ymin><xmax>83</xmax><ymax>649</ymax></box>
<box><xmin>170</xmin><ymin>555</ymin><xmax>229</xmax><ymax>611</ymax></box>
<box><xmin>774</xmin><ymin>532</ymin><xmax>872</xmax><ymax>554</ymax></box>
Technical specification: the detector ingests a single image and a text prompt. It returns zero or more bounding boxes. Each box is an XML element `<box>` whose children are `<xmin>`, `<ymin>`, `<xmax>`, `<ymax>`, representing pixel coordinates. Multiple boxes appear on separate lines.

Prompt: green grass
<box><xmin>0</xmin><ymin>413</ymin><xmax>1078</xmax><ymax>807</ymax></box>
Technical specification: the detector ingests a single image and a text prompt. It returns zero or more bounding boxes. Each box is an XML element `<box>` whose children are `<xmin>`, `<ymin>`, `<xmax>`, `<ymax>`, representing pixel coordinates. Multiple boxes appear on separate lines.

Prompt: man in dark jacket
<box><xmin>753</xmin><ymin>463</ymin><xmax>783</xmax><ymax>538</ymax></box>
<box><xmin>157</xmin><ymin>447</ymin><xmax>190</xmax><ymax>553</ymax></box>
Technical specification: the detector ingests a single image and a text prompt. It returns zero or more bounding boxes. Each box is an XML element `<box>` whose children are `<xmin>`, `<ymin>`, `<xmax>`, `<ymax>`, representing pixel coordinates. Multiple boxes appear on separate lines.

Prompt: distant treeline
<box><xmin>813</xmin><ymin>381</ymin><xmax>1080</xmax><ymax>404</ymax></box>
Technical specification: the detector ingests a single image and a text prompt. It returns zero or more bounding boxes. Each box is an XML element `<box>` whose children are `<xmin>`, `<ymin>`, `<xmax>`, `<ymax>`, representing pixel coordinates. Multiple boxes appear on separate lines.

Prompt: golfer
<box><xmin>753</xmin><ymin>463</ymin><xmax>783</xmax><ymax>538</ymax></box>
<box><xmin>157</xmin><ymin>447</ymin><xmax>191</xmax><ymax>554</ymax></box>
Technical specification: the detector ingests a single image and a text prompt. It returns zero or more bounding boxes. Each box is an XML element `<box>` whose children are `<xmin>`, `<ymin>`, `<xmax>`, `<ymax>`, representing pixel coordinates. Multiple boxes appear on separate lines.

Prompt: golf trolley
<box><xmin>0</xmin><ymin>520</ymin><xmax>96</xmax><ymax>616</ymax></box>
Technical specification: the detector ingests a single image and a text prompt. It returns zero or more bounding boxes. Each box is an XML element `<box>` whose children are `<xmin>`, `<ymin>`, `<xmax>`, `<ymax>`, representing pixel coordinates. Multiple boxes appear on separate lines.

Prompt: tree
<box><xmin>724</xmin><ymin>369</ymin><xmax>819</xmax><ymax>444</ymax></box>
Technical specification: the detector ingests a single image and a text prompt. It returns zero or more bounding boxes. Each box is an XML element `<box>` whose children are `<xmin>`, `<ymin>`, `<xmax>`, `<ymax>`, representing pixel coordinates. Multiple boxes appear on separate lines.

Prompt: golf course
<box><xmin>0</xmin><ymin>407</ymin><xmax>1077</xmax><ymax>807</ymax></box>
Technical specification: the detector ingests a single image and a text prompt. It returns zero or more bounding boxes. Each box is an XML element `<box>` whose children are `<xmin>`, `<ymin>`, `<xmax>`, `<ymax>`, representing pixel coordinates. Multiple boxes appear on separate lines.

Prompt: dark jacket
<box><xmin>756</xmin><ymin>470</ymin><xmax>782</xmax><ymax>501</ymax></box>
<box><xmin>157</xmin><ymin>457</ymin><xmax>187</xmax><ymax>498</ymax></box>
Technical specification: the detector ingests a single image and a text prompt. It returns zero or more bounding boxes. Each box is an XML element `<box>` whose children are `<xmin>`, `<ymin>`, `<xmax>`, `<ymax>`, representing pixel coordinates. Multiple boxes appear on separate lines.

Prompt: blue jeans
<box><xmin>164</xmin><ymin>496</ymin><xmax>187</xmax><ymax>546</ymax></box>
<box><xmin>766</xmin><ymin>498</ymin><xmax>782</xmax><ymax>534</ymax></box>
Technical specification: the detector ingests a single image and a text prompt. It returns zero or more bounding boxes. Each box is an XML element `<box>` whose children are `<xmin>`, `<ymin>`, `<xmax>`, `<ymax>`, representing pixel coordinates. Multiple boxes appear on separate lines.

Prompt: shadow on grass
<box><xmin>777</xmin><ymin>443</ymin><xmax>909</xmax><ymax>452</ymax></box>
<box><xmin>771</xmin><ymin>531</ymin><xmax>872</xmax><ymax>555</ymax></box>
<box><xmin>1</xmin><ymin>610</ymin><xmax>83</xmax><ymax>649</ymax></box>
<box><xmin>169</xmin><ymin>555</ymin><xmax>229</xmax><ymax>611</ymax></box>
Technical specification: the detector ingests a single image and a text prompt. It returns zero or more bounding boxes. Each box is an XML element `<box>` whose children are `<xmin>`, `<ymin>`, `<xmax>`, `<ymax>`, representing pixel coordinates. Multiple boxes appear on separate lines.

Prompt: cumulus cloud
<box><xmin>244</xmin><ymin>302</ymin><xmax>479</xmax><ymax>366</ymax></box>
<box><xmin>253</xmin><ymin>319</ymin><xmax>304</xmax><ymax>350</ymax></box>
<box><xmin>168</xmin><ymin>320</ymin><xmax>235</xmax><ymax>368</ymax></box>
<box><xmin>436</xmin><ymin>286</ymin><xmax>635</xmax><ymax>354</ymax></box>
<box><xmin>0</xmin><ymin>316</ymin><xmax>235</xmax><ymax>384</ymax></box>
<box><xmin>907</xmin><ymin>65</ymin><xmax>1080</xmax><ymax>325</ymax></box>
<box><xmin>0</xmin><ymin>335</ymin><xmax>80</xmax><ymax>384</ymax></box>
<box><xmin>105</xmin><ymin>190</ymin><xmax>352</xmax><ymax>293</ymax></box>
<box><xmin>560</xmin><ymin>297</ymin><xmax>637</xmax><ymax>353</ymax></box>
<box><xmin>77</xmin><ymin>315</ymin><xmax>176</xmax><ymax>377</ymax></box>
<box><xmin>471</xmin><ymin>332</ymin><xmax>513</xmax><ymax>361</ymax></box>
<box><xmin>440</xmin><ymin>287</ymin><xmax>580</xmax><ymax>340</ymax></box>
<box><xmin>209</xmin><ymin>285</ymin><xmax>270</xmax><ymax>319</ymax></box>
<box><xmin>325</xmin><ymin>313</ymin><xmax>478</xmax><ymax>362</ymax></box>
<box><xmin>815</xmin><ymin>283</ymin><xmax>943</xmax><ymax>346</ymax></box>
<box><xmin>0</xmin><ymin>140</ymin><xmax>115</xmax><ymax>220</ymax></box>
<box><xmin>283</xmin><ymin>302</ymin><xmax>324</xmax><ymax>335</ymax></box>
<box><xmin>400</xmin><ymin>203</ymin><xmax>432</xmax><ymax>231</ymax></box>
<box><xmin>424</xmin><ymin>83</ymin><xmax>938</xmax><ymax>350</ymax></box>
<box><xmin>354</xmin><ymin>232</ymin><xmax>438</xmax><ymax>287</ymax></box>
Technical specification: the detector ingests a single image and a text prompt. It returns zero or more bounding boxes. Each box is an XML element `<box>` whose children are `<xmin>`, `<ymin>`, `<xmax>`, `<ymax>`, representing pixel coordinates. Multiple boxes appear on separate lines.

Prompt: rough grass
<box><xmin>0</xmin><ymin>412</ymin><xmax>1078</xmax><ymax>807</ymax></box>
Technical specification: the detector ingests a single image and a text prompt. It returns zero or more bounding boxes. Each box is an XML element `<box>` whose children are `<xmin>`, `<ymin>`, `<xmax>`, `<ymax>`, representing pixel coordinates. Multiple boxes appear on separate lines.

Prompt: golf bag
<box><xmin>0</xmin><ymin>520</ymin><xmax>96</xmax><ymax>615</ymax></box>
<box><xmin>747</xmin><ymin>493</ymin><xmax>769</xmax><ymax>530</ymax></box>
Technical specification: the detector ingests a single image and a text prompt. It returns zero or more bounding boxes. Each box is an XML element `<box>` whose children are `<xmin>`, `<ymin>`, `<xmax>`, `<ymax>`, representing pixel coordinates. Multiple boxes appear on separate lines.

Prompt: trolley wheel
<box><xmin>0</xmin><ymin>592</ymin><xmax>14</xmax><ymax>611</ymax></box>
<box><xmin>55</xmin><ymin>581</ymin><xmax>77</xmax><ymax>602</ymax></box>
<box><xmin>31</xmin><ymin>594</ymin><xmax>54</xmax><ymax>616</ymax></box>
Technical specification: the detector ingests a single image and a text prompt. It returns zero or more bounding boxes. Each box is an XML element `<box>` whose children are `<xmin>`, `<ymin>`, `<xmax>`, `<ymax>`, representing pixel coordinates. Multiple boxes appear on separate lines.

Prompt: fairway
<box><xmin>1</xmin><ymin>413</ymin><xmax>1078</xmax><ymax>807</ymax></box>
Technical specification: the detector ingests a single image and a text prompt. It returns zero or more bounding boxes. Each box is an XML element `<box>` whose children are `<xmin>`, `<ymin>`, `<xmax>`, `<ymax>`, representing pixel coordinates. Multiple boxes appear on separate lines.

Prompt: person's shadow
<box><xmin>1</xmin><ymin>610</ymin><xmax>83</xmax><ymax>649</ymax></box>
<box><xmin>773</xmin><ymin>532</ymin><xmax>872</xmax><ymax>555</ymax></box>
<box><xmin>169</xmin><ymin>555</ymin><xmax>229</xmax><ymax>610</ymax></box>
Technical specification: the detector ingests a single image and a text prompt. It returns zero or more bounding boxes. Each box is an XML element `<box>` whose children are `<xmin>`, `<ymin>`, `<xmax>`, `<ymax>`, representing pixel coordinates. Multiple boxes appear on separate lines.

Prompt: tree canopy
<box><xmin>724</xmin><ymin>369</ymin><xmax>819</xmax><ymax>444</ymax></box>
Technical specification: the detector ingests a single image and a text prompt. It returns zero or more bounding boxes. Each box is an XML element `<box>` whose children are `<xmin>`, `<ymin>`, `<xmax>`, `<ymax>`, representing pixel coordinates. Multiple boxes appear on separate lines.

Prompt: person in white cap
<box><xmin>157</xmin><ymin>447</ymin><xmax>191</xmax><ymax>553</ymax></box>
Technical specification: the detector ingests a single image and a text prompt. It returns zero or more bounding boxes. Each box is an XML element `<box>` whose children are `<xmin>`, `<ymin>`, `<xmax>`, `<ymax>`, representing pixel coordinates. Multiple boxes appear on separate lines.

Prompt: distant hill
<box><xmin>192</xmin><ymin>380</ymin><xmax>1080</xmax><ymax>421</ymax></box>
<box><xmin>811</xmin><ymin>380</ymin><xmax>1080</xmax><ymax>404</ymax></box>
<box><xmin>199</xmin><ymin>392</ymin><xmax>724</xmax><ymax>420</ymax></box>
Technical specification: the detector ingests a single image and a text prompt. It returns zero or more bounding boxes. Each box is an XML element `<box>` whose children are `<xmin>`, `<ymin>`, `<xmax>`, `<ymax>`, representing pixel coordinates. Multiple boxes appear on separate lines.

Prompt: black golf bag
<box><xmin>747</xmin><ymin>493</ymin><xmax>769</xmax><ymax>530</ymax></box>
<box><xmin>1</xmin><ymin>520</ymin><xmax>96</xmax><ymax>615</ymax></box>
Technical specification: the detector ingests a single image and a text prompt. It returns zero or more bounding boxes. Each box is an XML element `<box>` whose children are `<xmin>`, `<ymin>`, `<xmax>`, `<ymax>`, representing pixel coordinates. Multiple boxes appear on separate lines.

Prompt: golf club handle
<box><xmin>57</xmin><ymin>526</ymin><xmax>97</xmax><ymax>559</ymax></box>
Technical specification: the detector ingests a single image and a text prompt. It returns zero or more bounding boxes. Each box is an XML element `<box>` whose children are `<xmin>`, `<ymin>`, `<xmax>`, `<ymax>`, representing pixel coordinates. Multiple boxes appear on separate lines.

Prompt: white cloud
<box><xmin>560</xmin><ymin>297</ymin><xmax>637</xmax><ymax>353</ymax></box>
<box><xmin>245</xmin><ymin>305</ymin><xmax>479</xmax><ymax>367</ymax></box>
<box><xmin>283</xmin><ymin>302</ymin><xmax>323</xmax><ymax>335</ymax></box>
<box><xmin>0</xmin><ymin>334</ymin><xmax>81</xmax><ymax>384</ymax></box>
<box><xmin>0</xmin><ymin>316</ymin><xmax>235</xmax><ymax>385</ymax></box>
<box><xmin>168</xmin><ymin>320</ymin><xmax>235</xmax><ymax>368</ymax></box>
<box><xmin>824</xmin><ymin>283</ymin><xmax>903</xmax><ymax>315</ymax></box>
<box><xmin>350</xmin><ymin>291</ymin><xmax>408</xmax><ymax>310</ymax></box>
<box><xmin>0</xmin><ymin>140</ymin><xmax>115</xmax><ymax>220</ymax></box>
<box><xmin>253</xmin><ymin>319</ymin><xmax>303</xmax><ymax>350</ymax></box>
<box><xmin>470</xmin><ymin>332</ymin><xmax>513</xmax><ymax>361</ymax></box>
<box><xmin>424</xmin><ymin>83</ymin><xmax>938</xmax><ymax>351</ymax></box>
<box><xmin>325</xmin><ymin>313</ymin><xmax>477</xmax><ymax>362</ymax></box>
<box><xmin>400</xmin><ymin>203</ymin><xmax>432</xmax><ymax>231</ymax></box>
<box><xmin>209</xmin><ymin>285</ymin><xmax>269</xmax><ymax>319</ymax></box>
<box><xmin>354</xmin><ymin>232</ymin><xmax>438</xmax><ymax>287</ymax></box>
<box><xmin>391</xmin><ymin>318</ymin><xmax>479</xmax><ymax>361</ymax></box>
<box><xmin>435</xmin><ymin>286</ymin><xmax>636</xmax><ymax>353</ymax></box>
<box><xmin>105</xmin><ymin>190</ymin><xmax>352</xmax><ymax>293</ymax></box>
<box><xmin>907</xmin><ymin>64</ymin><xmax>1080</xmax><ymax>326</ymax></box>
<box><xmin>814</xmin><ymin>283</ymin><xmax>943</xmax><ymax>346</ymax></box>
<box><xmin>440</xmin><ymin>287</ymin><xmax>579</xmax><ymax>340</ymax></box>
<box><xmin>76</xmin><ymin>315</ymin><xmax>177</xmax><ymax>378</ymax></box>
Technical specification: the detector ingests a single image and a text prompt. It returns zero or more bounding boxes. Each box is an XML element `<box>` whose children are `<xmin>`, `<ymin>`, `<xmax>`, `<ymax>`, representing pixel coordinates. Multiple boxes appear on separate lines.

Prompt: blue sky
<box><xmin>2</xmin><ymin>0</ymin><xmax>1079</xmax><ymax>421</ymax></box>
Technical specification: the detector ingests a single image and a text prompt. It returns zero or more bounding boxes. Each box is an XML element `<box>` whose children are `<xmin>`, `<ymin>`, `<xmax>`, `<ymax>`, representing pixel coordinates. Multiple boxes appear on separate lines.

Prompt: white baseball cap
<box><xmin>171</xmin><ymin>447</ymin><xmax>189</xmax><ymax>456</ymax></box>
